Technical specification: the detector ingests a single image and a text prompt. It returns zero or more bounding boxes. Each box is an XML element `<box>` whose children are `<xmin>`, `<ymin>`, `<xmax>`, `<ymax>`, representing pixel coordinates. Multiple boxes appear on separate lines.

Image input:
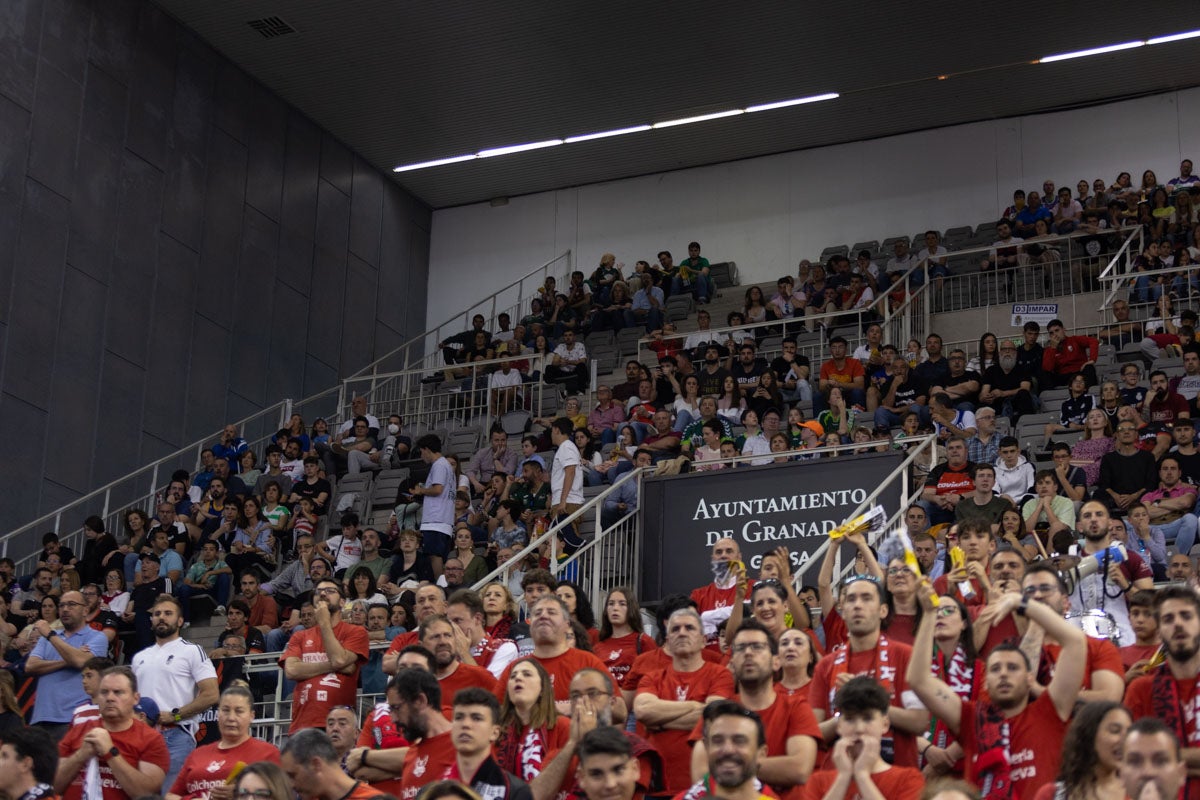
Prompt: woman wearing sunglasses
<box><xmin>167</xmin><ymin>684</ymin><xmax>279</xmax><ymax>800</ymax></box>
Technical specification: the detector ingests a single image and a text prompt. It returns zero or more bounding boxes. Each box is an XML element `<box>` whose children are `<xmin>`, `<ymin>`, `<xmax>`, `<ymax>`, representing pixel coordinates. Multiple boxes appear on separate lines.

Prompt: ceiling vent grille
<box><xmin>246</xmin><ymin>16</ymin><xmax>297</xmax><ymax>39</ymax></box>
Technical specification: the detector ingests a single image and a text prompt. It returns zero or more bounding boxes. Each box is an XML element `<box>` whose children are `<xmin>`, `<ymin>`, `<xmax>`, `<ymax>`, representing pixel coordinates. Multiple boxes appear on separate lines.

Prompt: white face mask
<box><xmin>387</xmin><ymin>424</ymin><xmax>400</xmax><ymax>435</ymax></box>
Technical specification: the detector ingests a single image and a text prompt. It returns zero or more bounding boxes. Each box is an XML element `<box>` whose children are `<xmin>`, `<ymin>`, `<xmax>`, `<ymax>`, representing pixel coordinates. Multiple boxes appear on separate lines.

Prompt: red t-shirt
<box><xmin>281</xmin><ymin>620</ymin><xmax>370</xmax><ymax>732</ymax></box>
<box><xmin>440</xmin><ymin>663</ymin><xmax>498</xmax><ymax>707</ymax></box>
<box><xmin>932</xmin><ymin>575</ymin><xmax>986</xmax><ymax>609</ymax></box>
<box><xmin>689</xmin><ymin>692</ymin><xmax>821</xmax><ymax>800</ymax></box>
<box><xmin>625</xmin><ymin>646</ymin><xmax>723</xmax><ymax>692</ymax></box>
<box><xmin>597</xmin><ymin>632</ymin><xmax>658</xmax><ymax>690</ymax></box>
<box><xmin>820</xmin><ymin>358</ymin><xmax>865</xmax><ymax>386</ymax></box>
<box><xmin>1041</xmin><ymin>636</ymin><xmax>1123</xmax><ymax>689</ymax></box>
<box><xmin>60</xmin><ymin>720</ymin><xmax>170</xmax><ymax>800</ymax></box>
<box><xmin>802</xmin><ymin>766</ymin><xmax>924</xmax><ymax>800</ymax></box>
<box><xmin>399</xmin><ymin>731</ymin><xmax>457</xmax><ymax>800</ymax></box>
<box><xmin>247</xmin><ymin>593</ymin><xmax>278</xmax><ymax>630</ymax></box>
<box><xmin>884</xmin><ymin>613</ymin><xmax>917</xmax><ymax>646</ymax></box>
<box><xmin>494</xmin><ymin>648</ymin><xmax>611</xmax><ymax>702</ymax></box>
<box><xmin>959</xmin><ymin>692</ymin><xmax>1067</xmax><ymax>799</ymax></box>
<box><xmin>637</xmin><ymin>661</ymin><xmax>736</xmax><ymax>792</ymax></box>
<box><xmin>925</xmin><ymin>464</ymin><xmax>974</xmax><ymax>496</ymax></box>
<box><xmin>1126</xmin><ymin>670</ymin><xmax>1200</xmax><ymax>800</ymax></box>
<box><xmin>690</xmin><ymin>583</ymin><xmax>738</xmax><ymax>649</ymax></box>
<box><xmin>822</xmin><ymin>609</ymin><xmax>848</xmax><ymax>652</ymax></box>
<box><xmin>972</xmin><ymin>609</ymin><xmax>1020</xmax><ymax>658</ymax></box>
<box><xmin>1120</xmin><ymin>643</ymin><xmax>1159</xmax><ymax>671</ymax></box>
<box><xmin>170</xmin><ymin>738</ymin><xmax>281</xmax><ymax>799</ymax></box>
<box><xmin>385</xmin><ymin>629</ymin><xmax>420</xmax><ymax>658</ymax></box>
<box><xmin>809</xmin><ymin>639</ymin><xmax>919</xmax><ymax>768</ymax></box>
<box><xmin>357</xmin><ymin>701</ymin><xmax>410</xmax><ymax>749</ymax></box>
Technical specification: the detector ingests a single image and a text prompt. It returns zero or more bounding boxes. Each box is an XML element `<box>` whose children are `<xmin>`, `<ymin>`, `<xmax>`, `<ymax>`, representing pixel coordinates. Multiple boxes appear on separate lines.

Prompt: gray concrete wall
<box><xmin>0</xmin><ymin>0</ymin><xmax>430</xmax><ymax>530</ymax></box>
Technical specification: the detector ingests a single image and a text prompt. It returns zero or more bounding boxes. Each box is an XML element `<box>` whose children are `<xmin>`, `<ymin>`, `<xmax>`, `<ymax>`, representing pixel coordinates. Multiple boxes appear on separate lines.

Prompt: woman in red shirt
<box><xmin>168</xmin><ymin>685</ymin><xmax>280</xmax><ymax>800</ymax></box>
<box><xmin>1032</xmin><ymin>701</ymin><xmax>1130</xmax><ymax>800</ymax></box>
<box><xmin>496</xmin><ymin>658</ymin><xmax>570</xmax><ymax>783</ymax></box>
<box><xmin>596</xmin><ymin>586</ymin><xmax>657</xmax><ymax>698</ymax></box>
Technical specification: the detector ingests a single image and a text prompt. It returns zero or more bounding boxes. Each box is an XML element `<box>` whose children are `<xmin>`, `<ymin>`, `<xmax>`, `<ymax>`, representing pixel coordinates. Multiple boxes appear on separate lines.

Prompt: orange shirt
<box><xmin>281</xmin><ymin>620</ymin><xmax>370</xmax><ymax>732</ymax></box>
<box><xmin>637</xmin><ymin>661</ymin><xmax>735</xmax><ymax>792</ymax></box>
<box><xmin>494</xmin><ymin>648</ymin><xmax>610</xmax><ymax>702</ymax></box>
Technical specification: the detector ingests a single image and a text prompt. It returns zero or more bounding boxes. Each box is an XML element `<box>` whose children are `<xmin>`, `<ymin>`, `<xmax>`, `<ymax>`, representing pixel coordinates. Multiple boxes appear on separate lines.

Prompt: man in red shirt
<box><xmin>239</xmin><ymin>571</ymin><xmax>278</xmax><ymax>636</ymax></box>
<box><xmin>494</xmin><ymin>596</ymin><xmax>609</xmax><ymax>703</ymax></box>
<box><xmin>382</xmin><ymin>584</ymin><xmax>447</xmax><ymax>674</ymax></box>
<box><xmin>634</xmin><ymin>608</ymin><xmax>735</xmax><ymax>793</ymax></box>
<box><xmin>1040</xmin><ymin>318</ymin><xmax>1099</xmax><ymax>389</ymax></box>
<box><xmin>907</xmin><ymin>581</ymin><xmax>1087</xmax><ymax>799</ymax></box>
<box><xmin>281</xmin><ymin>728</ymin><xmax>386</xmax><ymax>800</ymax></box>
<box><xmin>420</xmin><ymin>615</ymin><xmax>498</xmax><ymax>702</ymax></box>
<box><xmin>674</xmin><ymin>700</ymin><xmax>769</xmax><ymax>800</ymax></box>
<box><xmin>690</xmin><ymin>537</ymin><xmax>741</xmax><ymax>651</ymax></box>
<box><xmin>281</xmin><ymin>578</ymin><xmax>370</xmax><ymax>733</ymax></box>
<box><xmin>1124</xmin><ymin>586</ymin><xmax>1200</xmax><ymax>800</ymax></box>
<box><xmin>690</xmin><ymin>621</ymin><xmax>819</xmax><ymax>800</ymax></box>
<box><xmin>441</xmin><ymin>688</ymin><xmax>531</xmax><ymax>800</ymax></box>
<box><xmin>809</xmin><ymin>577</ymin><xmax>927</xmax><ymax>769</ymax></box>
<box><xmin>1145</xmin><ymin>369</ymin><xmax>1192</xmax><ymax>425</ymax></box>
<box><xmin>54</xmin><ymin>666</ymin><xmax>170</xmax><ymax>800</ymax></box>
<box><xmin>919</xmin><ymin>438</ymin><xmax>974</xmax><ymax>526</ymax></box>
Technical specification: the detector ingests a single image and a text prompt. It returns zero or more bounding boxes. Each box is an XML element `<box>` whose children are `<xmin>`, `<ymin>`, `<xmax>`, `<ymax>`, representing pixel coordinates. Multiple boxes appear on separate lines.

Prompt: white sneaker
<box><xmin>214</xmin><ymin>605</ymin><xmax>226</xmax><ymax>616</ymax></box>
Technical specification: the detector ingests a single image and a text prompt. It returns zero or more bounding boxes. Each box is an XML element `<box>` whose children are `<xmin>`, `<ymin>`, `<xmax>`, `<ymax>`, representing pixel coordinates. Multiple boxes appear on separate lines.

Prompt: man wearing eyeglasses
<box><xmin>282</xmin><ymin>579</ymin><xmax>370</xmax><ymax>734</ymax></box>
<box><xmin>81</xmin><ymin>582</ymin><xmax>120</xmax><ymax>658</ymax></box>
<box><xmin>688</xmin><ymin>621</ymin><xmax>819</xmax><ymax>798</ymax></box>
<box><xmin>25</xmin><ymin>590</ymin><xmax>110</xmax><ymax>741</ymax></box>
<box><xmin>908</xmin><ymin>579</ymin><xmax>1086</xmax><ymax>800</ymax></box>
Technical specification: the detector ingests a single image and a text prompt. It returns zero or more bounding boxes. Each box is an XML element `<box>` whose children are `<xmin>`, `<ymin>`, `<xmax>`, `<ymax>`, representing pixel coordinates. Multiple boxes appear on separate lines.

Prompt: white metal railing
<box><xmin>344</xmin><ymin>251</ymin><xmax>574</xmax><ymax>385</ymax></box>
<box><xmin>928</xmin><ymin>227</ymin><xmax>1139</xmax><ymax>314</ymax></box>
<box><xmin>341</xmin><ymin>352</ymin><xmax>562</xmax><ymax>439</ymax></box>
<box><xmin>1</xmin><ymin>387</ymin><xmax>342</xmax><ymax>575</ymax></box>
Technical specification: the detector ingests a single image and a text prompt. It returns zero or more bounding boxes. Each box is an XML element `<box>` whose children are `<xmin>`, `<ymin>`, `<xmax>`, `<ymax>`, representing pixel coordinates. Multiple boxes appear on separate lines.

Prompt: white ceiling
<box><xmin>152</xmin><ymin>1</ymin><xmax>1200</xmax><ymax>208</ymax></box>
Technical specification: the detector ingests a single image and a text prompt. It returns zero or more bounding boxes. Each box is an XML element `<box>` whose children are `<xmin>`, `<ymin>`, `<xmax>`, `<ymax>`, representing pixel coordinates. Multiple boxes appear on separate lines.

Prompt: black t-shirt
<box><xmin>217</xmin><ymin>625</ymin><xmax>266</xmax><ymax>653</ymax></box>
<box><xmin>940</xmin><ymin>370</ymin><xmax>982</xmax><ymax>400</ymax></box>
<box><xmin>388</xmin><ymin>554</ymin><xmax>436</xmax><ymax>586</ymax></box>
<box><xmin>1170</xmin><ymin>450</ymin><xmax>1200</xmax><ymax>486</ymax></box>
<box><xmin>697</xmin><ymin>366</ymin><xmax>732</xmax><ymax>398</ymax></box>
<box><xmin>892</xmin><ymin>376</ymin><xmax>929</xmax><ymax>408</ymax></box>
<box><xmin>981</xmin><ymin>364</ymin><xmax>1028</xmax><ymax>393</ymax></box>
<box><xmin>292</xmin><ymin>477</ymin><xmax>332</xmax><ymax>515</ymax></box>
<box><xmin>914</xmin><ymin>356</ymin><xmax>950</xmax><ymax>385</ymax></box>
<box><xmin>1016</xmin><ymin>344</ymin><xmax>1043</xmax><ymax>380</ymax></box>
<box><xmin>770</xmin><ymin>355</ymin><xmax>811</xmax><ymax>383</ymax></box>
<box><xmin>730</xmin><ymin>359</ymin><xmax>768</xmax><ymax>389</ymax></box>
<box><xmin>655</xmin><ymin>376</ymin><xmax>677</xmax><ymax>406</ymax></box>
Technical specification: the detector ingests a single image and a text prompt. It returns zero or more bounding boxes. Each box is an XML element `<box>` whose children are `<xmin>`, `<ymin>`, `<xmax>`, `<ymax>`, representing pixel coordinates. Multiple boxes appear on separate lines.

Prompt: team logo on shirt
<box><xmin>206</xmin><ymin>760</ymin><xmax>226</xmax><ymax>773</ymax></box>
<box><xmin>609</xmin><ymin>650</ymin><xmax>621</xmax><ymax>661</ymax></box>
<box><xmin>676</xmin><ymin>687</ymin><xmax>690</xmax><ymax>701</ymax></box>
<box><xmin>414</xmin><ymin>756</ymin><xmax>428</xmax><ymax>777</ymax></box>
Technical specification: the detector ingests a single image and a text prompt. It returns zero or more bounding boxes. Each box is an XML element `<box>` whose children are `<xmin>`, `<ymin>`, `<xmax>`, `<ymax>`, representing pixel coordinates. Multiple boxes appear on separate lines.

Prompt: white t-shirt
<box><xmin>421</xmin><ymin>456</ymin><xmax>457</xmax><ymax>536</ymax></box>
<box><xmin>551</xmin><ymin>440</ymin><xmax>585</xmax><ymax>505</ymax></box>
<box><xmin>130</xmin><ymin>637</ymin><xmax>217</xmax><ymax>732</ymax></box>
<box><xmin>323</xmin><ymin>535</ymin><xmax>363</xmax><ymax>572</ymax></box>
<box><xmin>338</xmin><ymin>414</ymin><xmax>380</xmax><ymax>435</ymax></box>
<box><xmin>489</xmin><ymin>369</ymin><xmax>523</xmax><ymax>389</ymax></box>
<box><xmin>281</xmin><ymin>458</ymin><xmax>305</xmax><ymax>481</ymax></box>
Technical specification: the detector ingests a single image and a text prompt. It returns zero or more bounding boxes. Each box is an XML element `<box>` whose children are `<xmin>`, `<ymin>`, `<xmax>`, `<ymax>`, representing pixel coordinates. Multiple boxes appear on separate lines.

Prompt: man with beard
<box><xmin>282</xmin><ymin>579</ymin><xmax>370</xmax><ymax>733</ymax></box>
<box><xmin>972</xmin><ymin>546</ymin><xmax>1027</xmax><ymax>658</ymax></box>
<box><xmin>633</xmin><ymin>608</ymin><xmax>735</xmax><ymax>794</ymax></box>
<box><xmin>810</xmin><ymin>577</ymin><xmax>927</xmax><ymax>770</ymax></box>
<box><xmin>419</xmin><ymin>615</ymin><xmax>497</xmax><ymax>701</ymax></box>
<box><xmin>494</xmin><ymin>596</ymin><xmax>608</xmax><ymax>704</ymax></box>
<box><xmin>803</xmin><ymin>677</ymin><xmax>924</xmax><ymax>800</ymax></box>
<box><xmin>676</xmin><ymin>700</ymin><xmax>768</xmax><ymax>800</ymax></box>
<box><xmin>54</xmin><ymin>667</ymin><xmax>170</xmax><ymax>800</ymax></box>
<box><xmin>1145</xmin><ymin>369</ymin><xmax>1191</xmax><ymax>426</ymax></box>
<box><xmin>1121</xmin><ymin>719</ymin><xmax>1189</xmax><ymax>800</ymax></box>
<box><xmin>696</xmin><ymin>345</ymin><xmax>733</xmax><ymax>398</ymax></box>
<box><xmin>129</xmin><ymin>595</ymin><xmax>219</xmax><ymax>791</ymax></box>
<box><xmin>688</xmin><ymin>621</ymin><xmax>819</xmax><ymax>799</ymax></box>
<box><xmin>1124</xmin><ymin>586</ymin><xmax>1200</xmax><ymax>800</ymax></box>
<box><xmin>979</xmin><ymin>338</ymin><xmax>1035</xmax><ymax>422</ymax></box>
<box><xmin>1065</xmin><ymin>500</ymin><xmax>1154</xmax><ymax>649</ymax></box>
<box><xmin>388</xmin><ymin>668</ymin><xmax>454</xmax><ymax>800</ymax></box>
<box><xmin>281</xmin><ymin>729</ymin><xmax>384</xmax><ymax>800</ymax></box>
<box><xmin>442</xmin><ymin>688</ymin><xmax>532</xmax><ymax>800</ymax></box>
<box><xmin>907</xmin><ymin>579</ymin><xmax>1086</xmax><ymax>799</ymax></box>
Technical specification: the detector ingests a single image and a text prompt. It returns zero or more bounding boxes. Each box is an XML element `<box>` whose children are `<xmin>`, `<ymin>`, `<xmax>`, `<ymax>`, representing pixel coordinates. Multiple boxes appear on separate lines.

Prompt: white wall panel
<box><xmin>429</xmin><ymin>87</ymin><xmax>1200</xmax><ymax>325</ymax></box>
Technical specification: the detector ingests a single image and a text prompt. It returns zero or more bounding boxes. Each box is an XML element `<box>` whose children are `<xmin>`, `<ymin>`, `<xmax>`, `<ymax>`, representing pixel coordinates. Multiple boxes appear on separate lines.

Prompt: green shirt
<box><xmin>185</xmin><ymin>559</ymin><xmax>228</xmax><ymax>588</ymax></box>
<box><xmin>357</xmin><ymin>555</ymin><xmax>391</xmax><ymax>580</ymax></box>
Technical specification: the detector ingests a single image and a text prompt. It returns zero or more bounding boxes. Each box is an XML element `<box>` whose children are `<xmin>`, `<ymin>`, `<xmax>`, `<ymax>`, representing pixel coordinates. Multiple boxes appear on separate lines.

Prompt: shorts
<box><xmin>421</xmin><ymin>528</ymin><xmax>451</xmax><ymax>559</ymax></box>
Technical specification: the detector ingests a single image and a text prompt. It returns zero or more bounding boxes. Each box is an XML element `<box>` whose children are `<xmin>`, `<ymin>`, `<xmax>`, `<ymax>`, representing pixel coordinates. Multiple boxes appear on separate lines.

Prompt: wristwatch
<box><xmin>171</xmin><ymin>708</ymin><xmax>182</xmax><ymax>723</ymax></box>
<box><xmin>1015</xmin><ymin>597</ymin><xmax>1031</xmax><ymax>617</ymax></box>
<box><xmin>107</xmin><ymin>747</ymin><xmax>120</xmax><ymax>761</ymax></box>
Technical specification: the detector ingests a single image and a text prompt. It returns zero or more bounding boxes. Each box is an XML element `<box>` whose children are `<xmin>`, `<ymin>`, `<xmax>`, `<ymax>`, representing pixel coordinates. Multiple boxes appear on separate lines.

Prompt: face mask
<box><xmin>387</xmin><ymin>424</ymin><xmax>400</xmax><ymax>435</ymax></box>
<box><xmin>712</xmin><ymin>560</ymin><xmax>731</xmax><ymax>584</ymax></box>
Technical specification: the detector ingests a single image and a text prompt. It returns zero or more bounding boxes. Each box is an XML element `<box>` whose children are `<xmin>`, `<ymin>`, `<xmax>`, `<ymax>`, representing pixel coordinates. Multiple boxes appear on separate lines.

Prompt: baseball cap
<box><xmin>799</xmin><ymin>420</ymin><xmax>825</xmax><ymax>437</ymax></box>
<box><xmin>135</xmin><ymin>697</ymin><xmax>160</xmax><ymax>726</ymax></box>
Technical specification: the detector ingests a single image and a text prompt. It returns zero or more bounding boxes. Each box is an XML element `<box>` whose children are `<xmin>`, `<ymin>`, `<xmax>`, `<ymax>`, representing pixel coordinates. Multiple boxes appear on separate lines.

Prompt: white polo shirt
<box><xmin>130</xmin><ymin>636</ymin><xmax>217</xmax><ymax>733</ymax></box>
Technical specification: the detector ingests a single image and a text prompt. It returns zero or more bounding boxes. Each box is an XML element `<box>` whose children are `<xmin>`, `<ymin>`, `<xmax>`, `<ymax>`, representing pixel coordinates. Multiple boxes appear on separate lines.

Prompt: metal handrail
<box><xmin>346</xmin><ymin>250</ymin><xmax>574</xmax><ymax>381</ymax></box>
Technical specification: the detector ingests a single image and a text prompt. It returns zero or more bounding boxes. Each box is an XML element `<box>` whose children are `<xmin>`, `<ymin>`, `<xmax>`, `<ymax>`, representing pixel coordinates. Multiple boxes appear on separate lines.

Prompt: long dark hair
<box><xmin>346</xmin><ymin>565</ymin><xmax>379</xmax><ymax>600</ymax></box>
<box><xmin>557</xmin><ymin>580</ymin><xmax>596</xmax><ymax>628</ymax></box>
<box><xmin>598</xmin><ymin>586</ymin><xmax>645</xmax><ymax>641</ymax></box>
<box><xmin>938</xmin><ymin>596</ymin><xmax>977</xmax><ymax>663</ymax></box>
<box><xmin>1054</xmin><ymin>700</ymin><xmax>1130</xmax><ymax>796</ymax></box>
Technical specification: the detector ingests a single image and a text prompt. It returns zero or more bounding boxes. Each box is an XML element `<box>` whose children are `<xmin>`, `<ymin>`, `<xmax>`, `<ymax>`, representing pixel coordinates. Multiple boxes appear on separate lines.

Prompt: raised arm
<box><xmin>906</xmin><ymin>582</ymin><xmax>966</xmax><ymax>733</ymax></box>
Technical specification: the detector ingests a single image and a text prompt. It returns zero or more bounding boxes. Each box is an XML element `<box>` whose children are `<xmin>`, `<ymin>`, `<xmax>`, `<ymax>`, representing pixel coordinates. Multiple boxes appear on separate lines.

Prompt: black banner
<box><xmin>639</xmin><ymin>451</ymin><xmax>904</xmax><ymax>600</ymax></box>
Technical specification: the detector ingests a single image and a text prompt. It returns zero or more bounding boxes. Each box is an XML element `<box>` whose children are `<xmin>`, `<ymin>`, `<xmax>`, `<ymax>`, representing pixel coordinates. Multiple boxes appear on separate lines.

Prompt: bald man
<box><xmin>690</xmin><ymin>537</ymin><xmax>741</xmax><ymax>650</ymax></box>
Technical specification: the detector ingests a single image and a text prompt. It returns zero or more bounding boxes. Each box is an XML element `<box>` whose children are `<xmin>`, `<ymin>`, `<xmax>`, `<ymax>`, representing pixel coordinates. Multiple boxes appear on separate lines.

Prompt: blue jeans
<box><xmin>162</xmin><ymin>725</ymin><xmax>196</xmax><ymax>793</ymax></box>
<box><xmin>1156</xmin><ymin>514</ymin><xmax>1199</xmax><ymax>556</ymax></box>
<box><xmin>673</xmin><ymin>410</ymin><xmax>695</xmax><ymax>433</ymax></box>
<box><xmin>671</xmin><ymin>274</ymin><xmax>710</xmax><ymax>302</ymax></box>
<box><xmin>176</xmin><ymin>574</ymin><xmax>231</xmax><ymax>619</ymax></box>
<box><xmin>264</xmin><ymin>625</ymin><xmax>303</xmax><ymax>652</ymax></box>
<box><xmin>1134</xmin><ymin>274</ymin><xmax>1166</xmax><ymax>304</ymax></box>
<box><xmin>874</xmin><ymin>403</ymin><xmax>930</xmax><ymax>430</ymax></box>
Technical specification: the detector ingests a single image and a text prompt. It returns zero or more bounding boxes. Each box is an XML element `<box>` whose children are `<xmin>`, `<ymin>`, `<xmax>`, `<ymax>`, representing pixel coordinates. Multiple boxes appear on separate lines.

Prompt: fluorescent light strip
<box><xmin>1148</xmin><ymin>29</ymin><xmax>1200</xmax><ymax>45</ymax></box>
<box><xmin>564</xmin><ymin>125</ymin><xmax>652</xmax><ymax>144</ymax></box>
<box><xmin>652</xmin><ymin>109</ymin><xmax>744</xmax><ymax>129</ymax></box>
<box><xmin>477</xmin><ymin>139</ymin><xmax>563</xmax><ymax>158</ymax></box>
<box><xmin>745</xmin><ymin>92</ymin><xmax>839</xmax><ymax>113</ymax></box>
<box><xmin>1039</xmin><ymin>40</ymin><xmax>1143</xmax><ymax>63</ymax></box>
<box><xmin>393</xmin><ymin>154</ymin><xmax>477</xmax><ymax>172</ymax></box>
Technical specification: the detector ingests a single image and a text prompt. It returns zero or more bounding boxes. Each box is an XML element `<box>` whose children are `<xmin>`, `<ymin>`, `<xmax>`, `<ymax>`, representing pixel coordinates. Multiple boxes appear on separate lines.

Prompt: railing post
<box><xmin>590</xmin><ymin>504</ymin><xmax>603</xmax><ymax>600</ymax></box>
<box><xmin>101</xmin><ymin>489</ymin><xmax>110</xmax><ymax>520</ymax></box>
<box><xmin>280</xmin><ymin>400</ymin><xmax>293</xmax><ymax>430</ymax></box>
<box><xmin>149</xmin><ymin>464</ymin><xmax>160</xmax><ymax>503</ymax></box>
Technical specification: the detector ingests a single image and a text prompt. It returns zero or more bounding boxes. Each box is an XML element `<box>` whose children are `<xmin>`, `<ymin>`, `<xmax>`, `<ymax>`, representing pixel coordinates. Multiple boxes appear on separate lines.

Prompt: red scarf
<box><xmin>828</xmin><ymin>635</ymin><xmax>900</xmax><ymax>764</ymax></box>
<box><xmin>973</xmin><ymin>702</ymin><xmax>1013</xmax><ymax>800</ymax></box>
<box><xmin>496</xmin><ymin>724</ymin><xmax>552</xmax><ymax>782</ymax></box>
<box><xmin>931</xmin><ymin>645</ymin><xmax>980</xmax><ymax>750</ymax></box>
<box><xmin>1152</xmin><ymin>664</ymin><xmax>1198</xmax><ymax>799</ymax></box>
